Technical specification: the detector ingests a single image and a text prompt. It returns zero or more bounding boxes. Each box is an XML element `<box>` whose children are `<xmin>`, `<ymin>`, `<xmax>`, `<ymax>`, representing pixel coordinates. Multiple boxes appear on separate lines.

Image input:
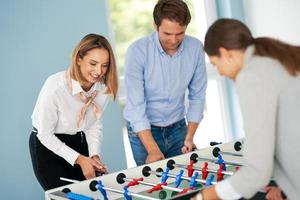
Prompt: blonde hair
<box><xmin>69</xmin><ymin>34</ymin><xmax>118</xmax><ymax>100</ymax></box>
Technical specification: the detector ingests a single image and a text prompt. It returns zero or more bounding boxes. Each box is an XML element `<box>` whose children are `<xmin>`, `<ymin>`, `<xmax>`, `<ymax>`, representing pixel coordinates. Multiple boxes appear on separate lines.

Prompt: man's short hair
<box><xmin>153</xmin><ymin>0</ymin><xmax>191</xmax><ymax>27</ymax></box>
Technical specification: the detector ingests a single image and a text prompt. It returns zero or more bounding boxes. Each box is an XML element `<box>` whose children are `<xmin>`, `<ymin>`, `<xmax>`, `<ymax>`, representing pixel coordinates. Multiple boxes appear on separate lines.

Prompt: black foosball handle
<box><xmin>210</xmin><ymin>141</ymin><xmax>222</xmax><ymax>146</ymax></box>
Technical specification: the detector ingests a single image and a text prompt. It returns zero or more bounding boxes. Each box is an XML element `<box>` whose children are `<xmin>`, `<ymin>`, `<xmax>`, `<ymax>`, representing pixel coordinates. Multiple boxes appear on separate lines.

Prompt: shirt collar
<box><xmin>154</xmin><ymin>32</ymin><xmax>185</xmax><ymax>56</ymax></box>
<box><xmin>70</xmin><ymin>79</ymin><xmax>106</xmax><ymax>96</ymax></box>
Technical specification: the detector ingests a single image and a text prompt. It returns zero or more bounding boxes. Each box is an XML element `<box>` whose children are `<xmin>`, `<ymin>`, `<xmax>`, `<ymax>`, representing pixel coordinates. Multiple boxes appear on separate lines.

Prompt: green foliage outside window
<box><xmin>108</xmin><ymin>0</ymin><xmax>197</xmax><ymax>75</ymax></box>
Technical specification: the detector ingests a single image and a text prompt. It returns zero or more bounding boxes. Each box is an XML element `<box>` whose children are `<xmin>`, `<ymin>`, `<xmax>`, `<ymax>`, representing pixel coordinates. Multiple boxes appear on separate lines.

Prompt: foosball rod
<box><xmin>116</xmin><ymin>173</ymin><xmax>182</xmax><ymax>192</ymax></box>
<box><xmin>212</xmin><ymin>146</ymin><xmax>243</xmax><ymax>157</ymax></box>
<box><xmin>89</xmin><ymin>180</ymin><xmax>159</xmax><ymax>200</ymax></box>
<box><xmin>167</xmin><ymin>159</ymin><xmax>234</xmax><ymax>176</ymax></box>
<box><xmin>142</xmin><ymin>166</ymin><xmax>217</xmax><ymax>185</ymax></box>
<box><xmin>190</xmin><ymin>153</ymin><xmax>243</xmax><ymax>167</ymax></box>
<box><xmin>210</xmin><ymin>141</ymin><xmax>243</xmax><ymax>152</ymax></box>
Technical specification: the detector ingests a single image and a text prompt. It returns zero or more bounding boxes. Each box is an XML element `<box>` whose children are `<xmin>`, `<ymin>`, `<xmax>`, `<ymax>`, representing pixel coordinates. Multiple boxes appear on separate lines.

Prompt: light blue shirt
<box><xmin>123</xmin><ymin>32</ymin><xmax>207</xmax><ymax>133</ymax></box>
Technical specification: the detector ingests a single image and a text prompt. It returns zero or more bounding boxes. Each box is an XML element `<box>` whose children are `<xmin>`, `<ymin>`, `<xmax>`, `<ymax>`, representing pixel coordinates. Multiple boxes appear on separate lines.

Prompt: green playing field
<box><xmin>115</xmin><ymin>179</ymin><xmax>202</xmax><ymax>200</ymax></box>
<box><xmin>115</xmin><ymin>167</ymin><xmax>234</xmax><ymax>200</ymax></box>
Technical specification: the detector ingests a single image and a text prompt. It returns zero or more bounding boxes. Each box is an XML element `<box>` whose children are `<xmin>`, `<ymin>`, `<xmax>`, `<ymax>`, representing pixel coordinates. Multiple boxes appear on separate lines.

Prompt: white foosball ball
<box><xmin>45</xmin><ymin>141</ymin><xmax>243</xmax><ymax>200</ymax></box>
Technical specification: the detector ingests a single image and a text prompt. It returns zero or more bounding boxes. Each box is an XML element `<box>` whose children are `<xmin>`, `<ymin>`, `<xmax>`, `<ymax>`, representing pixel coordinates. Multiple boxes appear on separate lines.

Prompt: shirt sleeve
<box><xmin>32</xmin><ymin>78</ymin><xmax>80</xmax><ymax>165</ymax></box>
<box><xmin>85</xmin><ymin>119</ymin><xmax>103</xmax><ymax>157</ymax></box>
<box><xmin>227</xmin><ymin>60</ymin><xmax>278</xmax><ymax>198</ymax></box>
<box><xmin>186</xmin><ymin>43</ymin><xmax>207</xmax><ymax>123</ymax></box>
<box><xmin>123</xmin><ymin>43</ymin><xmax>151</xmax><ymax>132</ymax></box>
<box><xmin>84</xmin><ymin>96</ymin><xmax>109</xmax><ymax>157</ymax></box>
<box><xmin>215</xmin><ymin>179</ymin><xmax>242</xmax><ymax>200</ymax></box>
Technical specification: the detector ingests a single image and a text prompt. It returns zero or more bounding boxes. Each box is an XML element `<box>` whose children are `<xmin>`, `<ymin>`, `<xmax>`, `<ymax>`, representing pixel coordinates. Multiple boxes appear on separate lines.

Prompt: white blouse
<box><xmin>32</xmin><ymin>71</ymin><xmax>110</xmax><ymax>165</ymax></box>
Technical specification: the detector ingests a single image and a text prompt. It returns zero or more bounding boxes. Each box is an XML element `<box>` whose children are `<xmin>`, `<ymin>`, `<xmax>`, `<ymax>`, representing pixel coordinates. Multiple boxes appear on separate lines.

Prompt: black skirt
<box><xmin>29</xmin><ymin>129</ymin><xmax>89</xmax><ymax>191</ymax></box>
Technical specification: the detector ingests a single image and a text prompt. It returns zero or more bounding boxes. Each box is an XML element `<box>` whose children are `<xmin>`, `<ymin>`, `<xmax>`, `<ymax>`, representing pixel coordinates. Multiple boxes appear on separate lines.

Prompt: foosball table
<box><xmin>45</xmin><ymin>141</ymin><xmax>243</xmax><ymax>200</ymax></box>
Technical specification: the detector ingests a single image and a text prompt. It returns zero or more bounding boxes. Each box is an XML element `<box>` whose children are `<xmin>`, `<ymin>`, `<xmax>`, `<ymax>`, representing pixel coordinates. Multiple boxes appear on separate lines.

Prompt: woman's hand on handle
<box><xmin>75</xmin><ymin>155</ymin><xmax>104</xmax><ymax>179</ymax></box>
<box><xmin>91</xmin><ymin>155</ymin><xmax>108</xmax><ymax>174</ymax></box>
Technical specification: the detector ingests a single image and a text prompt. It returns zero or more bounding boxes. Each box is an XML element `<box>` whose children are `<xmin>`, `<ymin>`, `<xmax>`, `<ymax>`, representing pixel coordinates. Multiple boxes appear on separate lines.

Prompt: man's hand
<box><xmin>182</xmin><ymin>122</ymin><xmax>198</xmax><ymax>153</ymax></box>
<box><xmin>137</xmin><ymin>129</ymin><xmax>165</xmax><ymax>163</ymax></box>
<box><xmin>145</xmin><ymin>148</ymin><xmax>165</xmax><ymax>164</ymax></box>
<box><xmin>182</xmin><ymin>138</ymin><xmax>197</xmax><ymax>153</ymax></box>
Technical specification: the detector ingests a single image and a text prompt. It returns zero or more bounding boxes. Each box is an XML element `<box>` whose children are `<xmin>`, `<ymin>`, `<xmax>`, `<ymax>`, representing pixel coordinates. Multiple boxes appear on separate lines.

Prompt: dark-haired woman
<box><xmin>29</xmin><ymin>34</ymin><xmax>118</xmax><ymax>190</ymax></box>
<box><xmin>195</xmin><ymin>18</ymin><xmax>300</xmax><ymax>200</ymax></box>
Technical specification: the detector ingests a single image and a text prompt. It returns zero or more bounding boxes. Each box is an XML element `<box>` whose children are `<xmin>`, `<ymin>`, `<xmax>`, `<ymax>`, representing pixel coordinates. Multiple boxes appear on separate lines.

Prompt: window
<box><xmin>108</xmin><ymin>0</ymin><xmax>233</xmax><ymax>168</ymax></box>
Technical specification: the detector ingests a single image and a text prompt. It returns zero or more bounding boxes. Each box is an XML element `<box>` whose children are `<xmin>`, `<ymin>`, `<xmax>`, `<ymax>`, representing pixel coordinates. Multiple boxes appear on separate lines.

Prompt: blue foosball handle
<box><xmin>67</xmin><ymin>192</ymin><xmax>94</xmax><ymax>200</ymax></box>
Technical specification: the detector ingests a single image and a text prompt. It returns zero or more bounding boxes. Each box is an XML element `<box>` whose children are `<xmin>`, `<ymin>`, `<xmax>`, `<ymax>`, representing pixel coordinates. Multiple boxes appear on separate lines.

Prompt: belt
<box><xmin>151</xmin><ymin>119</ymin><xmax>185</xmax><ymax>129</ymax></box>
<box><xmin>32</xmin><ymin>127</ymin><xmax>84</xmax><ymax>135</ymax></box>
<box><xmin>32</xmin><ymin>127</ymin><xmax>38</xmax><ymax>133</ymax></box>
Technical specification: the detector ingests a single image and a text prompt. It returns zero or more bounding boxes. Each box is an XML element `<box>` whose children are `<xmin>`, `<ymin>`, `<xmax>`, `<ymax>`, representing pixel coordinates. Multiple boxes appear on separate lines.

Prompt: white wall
<box><xmin>0</xmin><ymin>1</ymin><xmax>126</xmax><ymax>199</ymax></box>
<box><xmin>243</xmin><ymin>0</ymin><xmax>300</xmax><ymax>45</ymax></box>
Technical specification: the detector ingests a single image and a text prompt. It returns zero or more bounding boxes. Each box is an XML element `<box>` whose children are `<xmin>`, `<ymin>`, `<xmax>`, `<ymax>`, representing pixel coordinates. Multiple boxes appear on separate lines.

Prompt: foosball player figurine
<box><xmin>160</xmin><ymin>167</ymin><xmax>170</xmax><ymax>183</ymax></box>
<box><xmin>201</xmin><ymin>162</ymin><xmax>209</xmax><ymax>180</ymax></box>
<box><xmin>216</xmin><ymin>165</ymin><xmax>224</xmax><ymax>181</ymax></box>
<box><xmin>217</xmin><ymin>154</ymin><xmax>226</xmax><ymax>171</ymax></box>
<box><xmin>175</xmin><ymin>169</ymin><xmax>184</xmax><ymax>188</ymax></box>
<box><xmin>189</xmin><ymin>172</ymin><xmax>199</xmax><ymax>190</ymax></box>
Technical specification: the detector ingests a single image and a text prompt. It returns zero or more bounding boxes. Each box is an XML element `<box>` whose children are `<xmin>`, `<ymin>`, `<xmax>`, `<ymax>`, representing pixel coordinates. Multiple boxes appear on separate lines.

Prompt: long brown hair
<box><xmin>70</xmin><ymin>33</ymin><xmax>118</xmax><ymax>100</ymax></box>
<box><xmin>204</xmin><ymin>18</ymin><xmax>300</xmax><ymax>76</ymax></box>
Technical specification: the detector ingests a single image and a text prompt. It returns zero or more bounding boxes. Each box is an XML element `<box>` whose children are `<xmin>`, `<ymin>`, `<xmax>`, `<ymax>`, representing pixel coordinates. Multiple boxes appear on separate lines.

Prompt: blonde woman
<box><xmin>29</xmin><ymin>34</ymin><xmax>118</xmax><ymax>190</ymax></box>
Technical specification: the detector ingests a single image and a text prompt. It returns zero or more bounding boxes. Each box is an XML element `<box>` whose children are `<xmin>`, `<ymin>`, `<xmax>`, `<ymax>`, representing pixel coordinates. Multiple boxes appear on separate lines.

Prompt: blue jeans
<box><xmin>127</xmin><ymin>119</ymin><xmax>187</xmax><ymax>166</ymax></box>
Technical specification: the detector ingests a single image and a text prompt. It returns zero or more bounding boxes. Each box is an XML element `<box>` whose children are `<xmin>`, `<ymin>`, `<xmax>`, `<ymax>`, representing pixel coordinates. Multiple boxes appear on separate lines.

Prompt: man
<box><xmin>123</xmin><ymin>0</ymin><xmax>207</xmax><ymax>166</ymax></box>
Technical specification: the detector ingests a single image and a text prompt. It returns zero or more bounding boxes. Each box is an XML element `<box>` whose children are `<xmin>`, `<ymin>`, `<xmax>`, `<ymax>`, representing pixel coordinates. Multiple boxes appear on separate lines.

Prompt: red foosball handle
<box><xmin>127</xmin><ymin>177</ymin><xmax>143</xmax><ymax>187</ymax></box>
<box><xmin>147</xmin><ymin>182</ymin><xmax>167</xmax><ymax>193</ymax></box>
